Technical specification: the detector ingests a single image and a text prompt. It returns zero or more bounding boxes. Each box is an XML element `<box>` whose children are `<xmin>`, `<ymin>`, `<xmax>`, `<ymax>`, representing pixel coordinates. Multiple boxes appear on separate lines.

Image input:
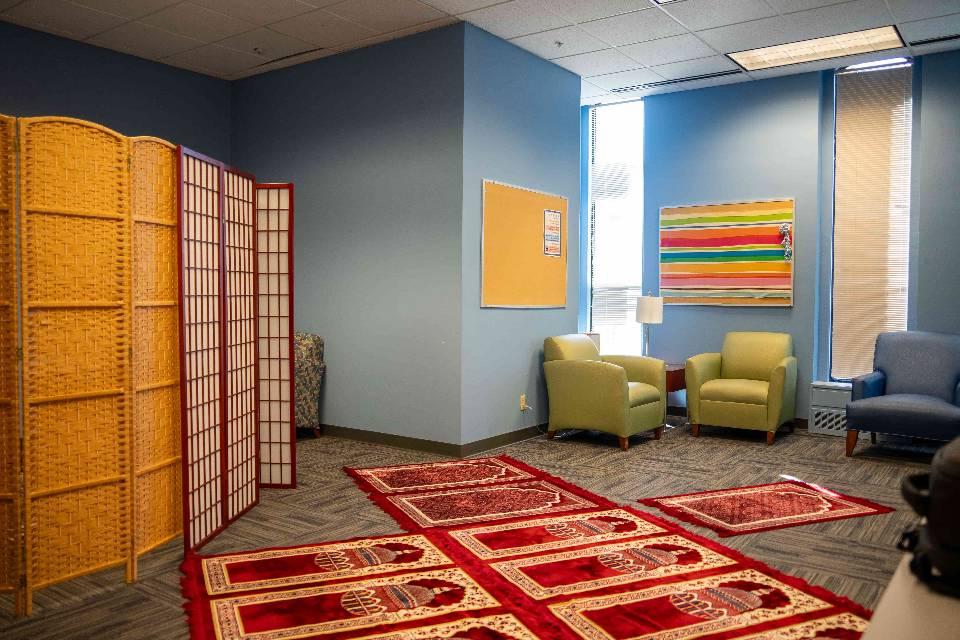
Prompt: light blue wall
<box><xmin>459</xmin><ymin>25</ymin><xmax>581</xmax><ymax>444</ymax></box>
<box><xmin>643</xmin><ymin>74</ymin><xmax>823</xmax><ymax>417</ymax></box>
<box><xmin>914</xmin><ymin>50</ymin><xmax>960</xmax><ymax>335</ymax></box>
<box><xmin>231</xmin><ymin>26</ymin><xmax>466</xmax><ymax>444</ymax></box>
<box><xmin>0</xmin><ymin>22</ymin><xmax>231</xmax><ymax>159</ymax></box>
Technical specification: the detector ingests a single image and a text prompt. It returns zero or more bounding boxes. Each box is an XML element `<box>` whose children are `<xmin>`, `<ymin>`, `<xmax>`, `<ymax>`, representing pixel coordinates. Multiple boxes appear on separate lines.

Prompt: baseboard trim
<box><xmin>315</xmin><ymin>424</ymin><xmax>544</xmax><ymax>458</ymax></box>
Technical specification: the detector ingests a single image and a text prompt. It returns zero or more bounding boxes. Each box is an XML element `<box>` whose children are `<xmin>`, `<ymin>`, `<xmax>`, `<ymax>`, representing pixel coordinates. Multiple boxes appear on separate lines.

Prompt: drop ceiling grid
<box><xmin>0</xmin><ymin>0</ymin><xmax>958</xmax><ymax>98</ymax></box>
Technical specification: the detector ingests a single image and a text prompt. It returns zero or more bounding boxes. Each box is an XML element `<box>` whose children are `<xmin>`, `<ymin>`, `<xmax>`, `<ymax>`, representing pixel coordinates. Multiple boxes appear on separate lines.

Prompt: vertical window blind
<box><xmin>831</xmin><ymin>62</ymin><xmax>913</xmax><ymax>380</ymax></box>
<box><xmin>588</xmin><ymin>101</ymin><xmax>645</xmax><ymax>354</ymax></box>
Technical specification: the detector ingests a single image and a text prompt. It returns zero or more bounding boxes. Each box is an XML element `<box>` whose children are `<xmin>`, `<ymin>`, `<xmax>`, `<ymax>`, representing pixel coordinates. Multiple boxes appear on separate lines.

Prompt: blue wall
<box><xmin>0</xmin><ymin>22</ymin><xmax>230</xmax><ymax>159</ymax></box>
<box><xmin>231</xmin><ymin>26</ymin><xmax>466</xmax><ymax>444</ymax></box>
<box><xmin>914</xmin><ymin>50</ymin><xmax>960</xmax><ymax>335</ymax></box>
<box><xmin>643</xmin><ymin>74</ymin><xmax>823</xmax><ymax>418</ymax></box>
<box><xmin>460</xmin><ymin>25</ymin><xmax>581</xmax><ymax>444</ymax></box>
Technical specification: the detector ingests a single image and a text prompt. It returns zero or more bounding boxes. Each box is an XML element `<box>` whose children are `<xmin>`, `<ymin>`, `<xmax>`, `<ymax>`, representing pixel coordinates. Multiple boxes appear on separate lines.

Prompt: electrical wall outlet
<box><xmin>520</xmin><ymin>394</ymin><xmax>527</xmax><ymax>411</ymax></box>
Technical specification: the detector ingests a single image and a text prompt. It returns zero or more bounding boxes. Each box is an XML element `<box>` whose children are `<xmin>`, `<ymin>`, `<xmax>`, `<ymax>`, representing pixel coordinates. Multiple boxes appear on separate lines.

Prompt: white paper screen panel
<box><xmin>256</xmin><ymin>184</ymin><xmax>296</xmax><ymax>488</ymax></box>
<box><xmin>178</xmin><ymin>149</ymin><xmax>224</xmax><ymax>550</ymax></box>
<box><xmin>222</xmin><ymin>170</ymin><xmax>259</xmax><ymax>519</ymax></box>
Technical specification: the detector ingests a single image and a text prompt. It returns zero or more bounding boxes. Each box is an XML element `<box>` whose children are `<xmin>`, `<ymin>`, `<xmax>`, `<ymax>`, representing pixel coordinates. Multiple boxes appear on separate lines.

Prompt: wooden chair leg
<box><xmin>312</xmin><ymin>427</ymin><xmax>322</xmax><ymax>439</ymax></box>
<box><xmin>547</xmin><ymin>430</ymin><xmax>556</xmax><ymax>440</ymax></box>
<box><xmin>766</xmin><ymin>431</ymin><xmax>775</xmax><ymax>446</ymax></box>
<box><xmin>653</xmin><ymin>426</ymin><xmax>664</xmax><ymax>440</ymax></box>
<box><xmin>845</xmin><ymin>430</ymin><xmax>859</xmax><ymax>457</ymax></box>
<box><xmin>618</xmin><ymin>436</ymin><xmax>629</xmax><ymax>451</ymax></box>
<box><xmin>690</xmin><ymin>423</ymin><xmax>700</xmax><ymax>437</ymax></box>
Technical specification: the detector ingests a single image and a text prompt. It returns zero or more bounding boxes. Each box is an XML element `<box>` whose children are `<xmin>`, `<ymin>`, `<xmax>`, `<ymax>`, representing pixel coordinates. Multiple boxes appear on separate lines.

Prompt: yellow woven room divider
<box><xmin>18</xmin><ymin>117</ymin><xmax>132</xmax><ymax>614</ymax></box>
<box><xmin>130</xmin><ymin>137</ymin><xmax>182</xmax><ymax>563</ymax></box>
<box><xmin>0</xmin><ymin>114</ymin><xmax>21</xmax><ymax>612</ymax></box>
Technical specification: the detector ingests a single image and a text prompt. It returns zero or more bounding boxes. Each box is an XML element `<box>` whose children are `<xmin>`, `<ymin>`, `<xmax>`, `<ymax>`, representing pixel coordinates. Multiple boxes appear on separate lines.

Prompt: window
<box><xmin>831</xmin><ymin>60</ymin><xmax>913</xmax><ymax>379</ymax></box>
<box><xmin>587</xmin><ymin>101</ymin><xmax>645</xmax><ymax>355</ymax></box>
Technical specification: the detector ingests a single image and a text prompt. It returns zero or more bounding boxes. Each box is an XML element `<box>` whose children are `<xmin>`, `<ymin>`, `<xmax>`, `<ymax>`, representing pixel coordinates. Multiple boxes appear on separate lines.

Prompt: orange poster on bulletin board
<box><xmin>481</xmin><ymin>180</ymin><xmax>568</xmax><ymax>308</ymax></box>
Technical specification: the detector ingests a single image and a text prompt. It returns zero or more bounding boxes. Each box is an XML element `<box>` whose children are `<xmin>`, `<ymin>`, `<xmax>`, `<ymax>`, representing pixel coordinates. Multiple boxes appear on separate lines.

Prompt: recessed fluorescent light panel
<box><xmin>728</xmin><ymin>26</ymin><xmax>904</xmax><ymax>71</ymax></box>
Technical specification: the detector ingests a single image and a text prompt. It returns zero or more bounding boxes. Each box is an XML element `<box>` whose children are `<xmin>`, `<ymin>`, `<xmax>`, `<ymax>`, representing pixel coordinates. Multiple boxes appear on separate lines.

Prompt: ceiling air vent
<box><xmin>611</xmin><ymin>69</ymin><xmax>743</xmax><ymax>94</ymax></box>
<box><xmin>909</xmin><ymin>33</ymin><xmax>960</xmax><ymax>46</ymax></box>
<box><xmin>252</xmin><ymin>47</ymin><xmax>329</xmax><ymax>69</ymax></box>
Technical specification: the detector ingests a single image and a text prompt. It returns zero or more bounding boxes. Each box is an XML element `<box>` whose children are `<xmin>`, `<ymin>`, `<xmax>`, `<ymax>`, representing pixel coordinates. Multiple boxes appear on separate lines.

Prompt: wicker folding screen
<box><xmin>131</xmin><ymin>137</ymin><xmax>182</xmax><ymax>562</ymax></box>
<box><xmin>0</xmin><ymin>114</ymin><xmax>20</xmax><ymax>610</ymax></box>
<box><xmin>255</xmin><ymin>184</ymin><xmax>296</xmax><ymax>488</ymax></box>
<box><xmin>222</xmin><ymin>170</ymin><xmax>259</xmax><ymax>519</ymax></box>
<box><xmin>0</xmin><ymin>121</ymin><xmax>286</xmax><ymax>613</ymax></box>
<box><xmin>18</xmin><ymin>117</ymin><xmax>133</xmax><ymax>614</ymax></box>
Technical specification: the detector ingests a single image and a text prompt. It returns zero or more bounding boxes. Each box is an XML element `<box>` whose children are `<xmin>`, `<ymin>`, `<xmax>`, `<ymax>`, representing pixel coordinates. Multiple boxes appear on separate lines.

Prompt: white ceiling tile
<box><xmin>0</xmin><ymin>0</ymin><xmax>22</xmax><ymax>9</ymax></box>
<box><xmin>164</xmin><ymin>43</ymin><xmax>263</xmax><ymax>75</ymax></box>
<box><xmin>539</xmin><ymin>0</ymin><xmax>652</xmax><ymax>24</ymax></box>
<box><xmin>510</xmin><ymin>25</ymin><xmax>608</xmax><ymax>59</ymax></box>
<box><xmin>619</xmin><ymin>32</ymin><xmax>716</xmax><ymax>65</ymax></box>
<box><xmin>419</xmin><ymin>0</ymin><xmax>502</xmax><ymax>13</ymax></box>
<box><xmin>191</xmin><ymin>0</ymin><xmax>318</xmax><ymax>25</ymax></box>
<box><xmin>325</xmin><ymin>0</ymin><xmax>446</xmax><ymax>33</ymax></box>
<box><xmin>660</xmin><ymin>0</ymin><xmax>778</xmax><ymax>32</ymax></box>
<box><xmin>217</xmin><ymin>27</ymin><xmax>315</xmax><ymax>60</ymax></box>
<box><xmin>650</xmin><ymin>54</ymin><xmax>738</xmax><ymax>79</ymax></box>
<box><xmin>697</xmin><ymin>0</ymin><xmax>894</xmax><ymax>53</ymax></box>
<box><xmin>887</xmin><ymin>0</ymin><xmax>960</xmax><ymax>23</ymax></box>
<box><xmin>765</xmin><ymin>0</ymin><xmax>848</xmax><ymax>13</ymax></box>
<box><xmin>696</xmin><ymin>16</ymin><xmax>802</xmax><ymax>52</ymax></box>
<box><xmin>89</xmin><ymin>20</ymin><xmax>204</xmax><ymax>58</ymax></box>
<box><xmin>269</xmin><ymin>9</ymin><xmax>376</xmax><ymax>47</ymax></box>
<box><xmin>3</xmin><ymin>0</ymin><xmax>125</xmax><ymax>39</ymax></box>
<box><xmin>580</xmin><ymin>7</ymin><xmax>686</xmax><ymax>46</ymax></box>
<box><xmin>460</xmin><ymin>0</ymin><xmax>571</xmax><ymax>39</ymax></box>
<box><xmin>552</xmin><ymin>47</ymin><xmax>639</xmax><ymax>74</ymax></box>
<box><xmin>900</xmin><ymin>13</ymin><xmax>960</xmax><ymax>43</ymax></box>
<box><xmin>586</xmin><ymin>66</ymin><xmax>663</xmax><ymax>90</ymax></box>
<box><xmin>142</xmin><ymin>2</ymin><xmax>254</xmax><ymax>43</ymax></box>
<box><xmin>581</xmin><ymin>78</ymin><xmax>609</xmax><ymax>98</ymax></box>
<box><xmin>71</xmin><ymin>0</ymin><xmax>181</xmax><ymax>19</ymax></box>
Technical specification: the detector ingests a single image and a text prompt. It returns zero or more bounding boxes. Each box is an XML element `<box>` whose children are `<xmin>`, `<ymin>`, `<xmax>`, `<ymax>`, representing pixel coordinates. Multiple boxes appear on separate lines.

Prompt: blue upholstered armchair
<box><xmin>845</xmin><ymin>331</ymin><xmax>960</xmax><ymax>456</ymax></box>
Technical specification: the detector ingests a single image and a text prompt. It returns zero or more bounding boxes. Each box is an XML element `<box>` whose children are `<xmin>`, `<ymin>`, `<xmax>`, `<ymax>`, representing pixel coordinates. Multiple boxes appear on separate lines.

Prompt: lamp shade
<box><xmin>635</xmin><ymin>295</ymin><xmax>663</xmax><ymax>324</ymax></box>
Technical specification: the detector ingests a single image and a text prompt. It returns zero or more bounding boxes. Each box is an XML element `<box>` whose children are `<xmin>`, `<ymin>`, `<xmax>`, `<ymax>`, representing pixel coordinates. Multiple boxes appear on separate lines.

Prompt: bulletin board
<box><xmin>481</xmin><ymin>180</ymin><xmax>568</xmax><ymax>308</ymax></box>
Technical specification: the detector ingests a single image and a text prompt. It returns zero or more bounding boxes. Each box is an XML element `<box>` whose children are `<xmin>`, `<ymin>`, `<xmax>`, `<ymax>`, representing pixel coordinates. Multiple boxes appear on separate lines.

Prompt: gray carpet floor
<box><xmin>0</xmin><ymin>421</ymin><xmax>934</xmax><ymax>639</ymax></box>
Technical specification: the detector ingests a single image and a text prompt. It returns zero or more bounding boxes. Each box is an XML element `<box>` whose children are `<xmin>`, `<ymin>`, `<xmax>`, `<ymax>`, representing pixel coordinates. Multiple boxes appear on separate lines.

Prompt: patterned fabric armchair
<box><xmin>845</xmin><ymin>331</ymin><xmax>960</xmax><ymax>456</ymax></box>
<box><xmin>543</xmin><ymin>334</ymin><xmax>666</xmax><ymax>451</ymax></box>
<box><xmin>294</xmin><ymin>332</ymin><xmax>325</xmax><ymax>434</ymax></box>
<box><xmin>686</xmin><ymin>332</ymin><xmax>797</xmax><ymax>445</ymax></box>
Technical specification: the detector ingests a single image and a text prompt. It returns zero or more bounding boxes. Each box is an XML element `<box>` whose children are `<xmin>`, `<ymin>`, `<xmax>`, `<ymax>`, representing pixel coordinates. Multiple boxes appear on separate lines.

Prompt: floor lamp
<box><xmin>636</xmin><ymin>295</ymin><xmax>663</xmax><ymax>356</ymax></box>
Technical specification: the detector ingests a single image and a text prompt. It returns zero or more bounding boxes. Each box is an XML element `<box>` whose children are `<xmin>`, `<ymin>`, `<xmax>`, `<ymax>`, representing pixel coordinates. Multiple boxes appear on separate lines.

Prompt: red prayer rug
<box><xmin>640</xmin><ymin>480</ymin><xmax>893</xmax><ymax>537</ymax></box>
<box><xmin>182</xmin><ymin>456</ymin><xmax>873</xmax><ymax>639</ymax></box>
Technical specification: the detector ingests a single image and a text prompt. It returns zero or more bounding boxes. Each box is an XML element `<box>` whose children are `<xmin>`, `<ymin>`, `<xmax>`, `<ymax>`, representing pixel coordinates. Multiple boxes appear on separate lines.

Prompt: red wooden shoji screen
<box><xmin>177</xmin><ymin>148</ymin><xmax>225</xmax><ymax>550</ymax></box>
<box><xmin>255</xmin><ymin>184</ymin><xmax>296</xmax><ymax>488</ymax></box>
<box><xmin>222</xmin><ymin>170</ymin><xmax>259</xmax><ymax>519</ymax></box>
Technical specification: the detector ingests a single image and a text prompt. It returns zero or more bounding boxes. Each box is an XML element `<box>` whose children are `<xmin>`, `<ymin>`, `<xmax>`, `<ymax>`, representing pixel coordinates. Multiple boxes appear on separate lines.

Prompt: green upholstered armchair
<box><xmin>543</xmin><ymin>334</ymin><xmax>666</xmax><ymax>451</ymax></box>
<box><xmin>686</xmin><ymin>331</ymin><xmax>797</xmax><ymax>445</ymax></box>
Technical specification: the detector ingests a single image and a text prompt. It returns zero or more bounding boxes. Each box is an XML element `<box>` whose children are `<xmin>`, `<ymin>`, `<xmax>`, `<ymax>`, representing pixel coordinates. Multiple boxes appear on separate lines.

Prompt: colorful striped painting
<box><xmin>659</xmin><ymin>199</ymin><xmax>794</xmax><ymax>306</ymax></box>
